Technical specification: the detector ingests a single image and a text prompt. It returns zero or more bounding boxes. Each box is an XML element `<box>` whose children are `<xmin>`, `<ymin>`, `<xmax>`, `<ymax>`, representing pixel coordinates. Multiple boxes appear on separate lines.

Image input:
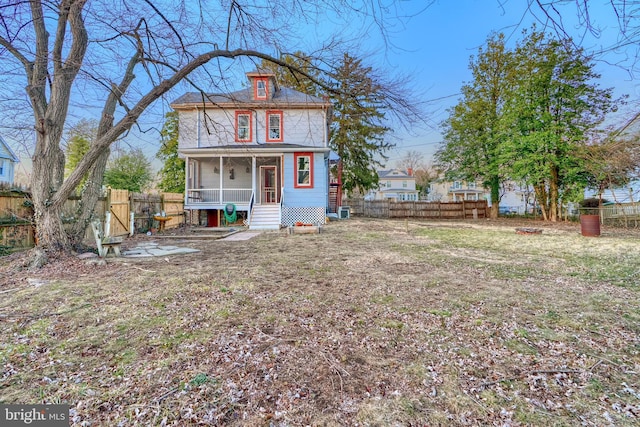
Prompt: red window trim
<box><xmin>254</xmin><ymin>78</ymin><xmax>268</xmax><ymax>100</ymax></box>
<box><xmin>235</xmin><ymin>111</ymin><xmax>252</xmax><ymax>142</ymax></box>
<box><xmin>294</xmin><ymin>152</ymin><xmax>314</xmax><ymax>189</ymax></box>
<box><xmin>266</xmin><ymin>110</ymin><xmax>283</xmax><ymax>142</ymax></box>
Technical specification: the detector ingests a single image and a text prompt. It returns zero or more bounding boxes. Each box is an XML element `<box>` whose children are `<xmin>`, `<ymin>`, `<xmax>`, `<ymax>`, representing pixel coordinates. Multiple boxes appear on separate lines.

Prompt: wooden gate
<box><xmin>107</xmin><ymin>189</ymin><xmax>130</xmax><ymax>236</ymax></box>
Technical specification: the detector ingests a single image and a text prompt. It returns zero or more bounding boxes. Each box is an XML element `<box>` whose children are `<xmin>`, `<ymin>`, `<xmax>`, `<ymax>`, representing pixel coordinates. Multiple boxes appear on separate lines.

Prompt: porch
<box><xmin>184</xmin><ymin>155</ymin><xmax>283</xmax><ymax>229</ymax></box>
<box><xmin>184</xmin><ymin>155</ymin><xmax>282</xmax><ymax>210</ymax></box>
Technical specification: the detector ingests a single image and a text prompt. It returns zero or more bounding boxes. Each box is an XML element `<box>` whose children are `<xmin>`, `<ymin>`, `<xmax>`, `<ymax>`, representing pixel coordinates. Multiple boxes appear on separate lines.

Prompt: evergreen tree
<box><xmin>329</xmin><ymin>53</ymin><xmax>392</xmax><ymax>193</ymax></box>
<box><xmin>436</xmin><ymin>33</ymin><xmax>514</xmax><ymax>218</ymax></box>
<box><xmin>501</xmin><ymin>30</ymin><xmax>616</xmax><ymax>221</ymax></box>
<box><xmin>156</xmin><ymin>112</ymin><xmax>185</xmax><ymax>193</ymax></box>
<box><xmin>64</xmin><ymin>119</ymin><xmax>98</xmax><ymax>190</ymax></box>
<box><xmin>263</xmin><ymin>52</ymin><xmax>409</xmax><ymax>193</ymax></box>
<box><xmin>104</xmin><ymin>148</ymin><xmax>152</xmax><ymax>193</ymax></box>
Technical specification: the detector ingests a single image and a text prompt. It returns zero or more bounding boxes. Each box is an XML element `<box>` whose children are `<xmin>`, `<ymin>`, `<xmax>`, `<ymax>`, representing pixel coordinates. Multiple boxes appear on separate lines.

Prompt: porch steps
<box><xmin>249</xmin><ymin>204</ymin><xmax>281</xmax><ymax>230</ymax></box>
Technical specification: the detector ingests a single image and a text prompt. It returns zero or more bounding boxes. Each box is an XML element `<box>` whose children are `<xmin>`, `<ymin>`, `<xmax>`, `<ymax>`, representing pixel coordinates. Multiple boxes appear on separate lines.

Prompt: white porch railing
<box><xmin>186</xmin><ymin>188</ymin><xmax>252</xmax><ymax>205</ymax></box>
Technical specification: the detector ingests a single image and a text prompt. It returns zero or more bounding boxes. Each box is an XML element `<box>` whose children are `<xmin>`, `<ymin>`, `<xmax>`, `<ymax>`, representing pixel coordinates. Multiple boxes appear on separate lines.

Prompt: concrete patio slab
<box><xmin>122</xmin><ymin>242</ymin><xmax>200</xmax><ymax>257</ymax></box>
<box><xmin>219</xmin><ymin>231</ymin><xmax>262</xmax><ymax>241</ymax></box>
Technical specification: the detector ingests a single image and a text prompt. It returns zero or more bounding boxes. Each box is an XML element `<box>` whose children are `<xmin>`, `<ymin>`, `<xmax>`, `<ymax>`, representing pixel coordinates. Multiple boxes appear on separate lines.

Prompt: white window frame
<box><xmin>266</xmin><ymin>111</ymin><xmax>283</xmax><ymax>142</ymax></box>
<box><xmin>236</xmin><ymin>112</ymin><xmax>251</xmax><ymax>142</ymax></box>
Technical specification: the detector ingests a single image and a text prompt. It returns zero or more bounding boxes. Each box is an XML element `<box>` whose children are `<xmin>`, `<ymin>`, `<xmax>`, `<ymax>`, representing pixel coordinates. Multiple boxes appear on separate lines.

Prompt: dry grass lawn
<box><xmin>1</xmin><ymin>217</ymin><xmax>639</xmax><ymax>426</ymax></box>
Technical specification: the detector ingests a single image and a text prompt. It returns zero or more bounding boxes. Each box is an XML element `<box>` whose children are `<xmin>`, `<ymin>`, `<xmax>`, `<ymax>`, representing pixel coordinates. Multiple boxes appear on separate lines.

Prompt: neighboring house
<box><xmin>0</xmin><ymin>136</ymin><xmax>19</xmax><ymax>185</ymax></box>
<box><xmin>366</xmin><ymin>168</ymin><xmax>419</xmax><ymax>201</ymax></box>
<box><xmin>171</xmin><ymin>70</ymin><xmax>333</xmax><ymax>229</ymax></box>
<box><xmin>496</xmin><ymin>181</ymin><xmax>535</xmax><ymax>214</ymax></box>
<box><xmin>428</xmin><ymin>180</ymin><xmax>488</xmax><ymax>202</ymax></box>
<box><xmin>585</xmin><ymin>181</ymin><xmax>640</xmax><ymax>204</ymax></box>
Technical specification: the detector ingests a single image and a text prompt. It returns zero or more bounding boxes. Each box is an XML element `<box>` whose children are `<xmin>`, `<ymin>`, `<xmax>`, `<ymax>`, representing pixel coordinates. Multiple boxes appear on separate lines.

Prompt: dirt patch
<box><xmin>1</xmin><ymin>218</ymin><xmax>639</xmax><ymax>426</ymax></box>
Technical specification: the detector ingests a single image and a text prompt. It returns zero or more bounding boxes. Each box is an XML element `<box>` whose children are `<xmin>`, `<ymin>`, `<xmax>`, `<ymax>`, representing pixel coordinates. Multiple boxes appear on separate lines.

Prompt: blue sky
<box><xmin>8</xmin><ymin>1</ymin><xmax>640</xmax><ymax>178</ymax></box>
<box><xmin>344</xmin><ymin>1</ymin><xmax>640</xmax><ymax>166</ymax></box>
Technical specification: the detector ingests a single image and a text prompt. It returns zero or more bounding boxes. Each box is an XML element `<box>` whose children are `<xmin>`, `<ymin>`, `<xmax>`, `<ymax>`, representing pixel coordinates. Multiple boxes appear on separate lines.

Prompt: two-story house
<box><xmin>0</xmin><ymin>136</ymin><xmax>19</xmax><ymax>186</ymax></box>
<box><xmin>428</xmin><ymin>180</ymin><xmax>488</xmax><ymax>202</ymax></box>
<box><xmin>366</xmin><ymin>169</ymin><xmax>419</xmax><ymax>201</ymax></box>
<box><xmin>171</xmin><ymin>70</ymin><xmax>333</xmax><ymax>230</ymax></box>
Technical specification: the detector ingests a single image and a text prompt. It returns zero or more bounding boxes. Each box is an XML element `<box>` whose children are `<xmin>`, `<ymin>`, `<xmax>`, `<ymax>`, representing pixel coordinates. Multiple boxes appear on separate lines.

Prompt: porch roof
<box><xmin>180</xmin><ymin>144</ymin><xmax>330</xmax><ymax>158</ymax></box>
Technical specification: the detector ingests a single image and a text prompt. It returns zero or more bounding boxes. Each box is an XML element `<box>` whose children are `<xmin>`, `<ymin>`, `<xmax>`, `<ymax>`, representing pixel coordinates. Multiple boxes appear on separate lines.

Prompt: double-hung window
<box><xmin>266</xmin><ymin>111</ymin><xmax>283</xmax><ymax>142</ymax></box>
<box><xmin>235</xmin><ymin>111</ymin><xmax>252</xmax><ymax>142</ymax></box>
<box><xmin>255</xmin><ymin>78</ymin><xmax>268</xmax><ymax>100</ymax></box>
<box><xmin>294</xmin><ymin>152</ymin><xmax>313</xmax><ymax>188</ymax></box>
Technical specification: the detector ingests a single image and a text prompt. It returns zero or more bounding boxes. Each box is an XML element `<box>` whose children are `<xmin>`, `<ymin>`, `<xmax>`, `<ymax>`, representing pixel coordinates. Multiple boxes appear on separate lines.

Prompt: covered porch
<box><xmin>184</xmin><ymin>154</ymin><xmax>283</xmax><ymax>218</ymax></box>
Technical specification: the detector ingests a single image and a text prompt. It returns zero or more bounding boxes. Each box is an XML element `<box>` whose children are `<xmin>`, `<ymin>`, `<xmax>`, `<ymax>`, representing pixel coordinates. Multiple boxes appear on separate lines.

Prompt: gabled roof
<box><xmin>378</xmin><ymin>169</ymin><xmax>412</xmax><ymax>179</ymax></box>
<box><xmin>0</xmin><ymin>136</ymin><xmax>19</xmax><ymax>162</ymax></box>
<box><xmin>171</xmin><ymin>87</ymin><xmax>329</xmax><ymax>109</ymax></box>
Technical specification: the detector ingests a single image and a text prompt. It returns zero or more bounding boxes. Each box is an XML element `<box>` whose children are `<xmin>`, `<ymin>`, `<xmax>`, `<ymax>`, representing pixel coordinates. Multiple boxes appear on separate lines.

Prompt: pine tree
<box><xmin>329</xmin><ymin>53</ymin><xmax>392</xmax><ymax>193</ymax></box>
<box><xmin>156</xmin><ymin>112</ymin><xmax>185</xmax><ymax>193</ymax></box>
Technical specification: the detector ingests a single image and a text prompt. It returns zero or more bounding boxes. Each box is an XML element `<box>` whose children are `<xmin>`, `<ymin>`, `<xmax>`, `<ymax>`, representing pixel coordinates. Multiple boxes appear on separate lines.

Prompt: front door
<box><xmin>260</xmin><ymin>166</ymin><xmax>278</xmax><ymax>204</ymax></box>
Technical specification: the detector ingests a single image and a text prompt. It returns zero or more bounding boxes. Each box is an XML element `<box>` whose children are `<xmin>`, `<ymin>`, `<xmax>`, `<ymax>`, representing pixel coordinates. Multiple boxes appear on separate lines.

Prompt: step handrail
<box><xmin>247</xmin><ymin>191</ymin><xmax>255</xmax><ymax>226</ymax></box>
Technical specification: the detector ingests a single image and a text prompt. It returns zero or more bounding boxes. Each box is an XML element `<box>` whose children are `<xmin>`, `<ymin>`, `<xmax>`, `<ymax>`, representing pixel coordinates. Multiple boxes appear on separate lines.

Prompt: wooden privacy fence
<box><xmin>0</xmin><ymin>189</ymin><xmax>185</xmax><ymax>250</ymax></box>
<box><xmin>131</xmin><ymin>192</ymin><xmax>184</xmax><ymax>232</ymax></box>
<box><xmin>346</xmin><ymin>199</ymin><xmax>489</xmax><ymax>219</ymax></box>
<box><xmin>0</xmin><ymin>190</ymin><xmax>35</xmax><ymax>250</ymax></box>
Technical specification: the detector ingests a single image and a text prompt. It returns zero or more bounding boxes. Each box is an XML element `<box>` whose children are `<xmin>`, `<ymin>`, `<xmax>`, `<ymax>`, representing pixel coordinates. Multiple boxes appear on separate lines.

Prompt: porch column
<box><xmin>219</xmin><ymin>157</ymin><xmax>224</xmax><ymax>204</ymax></box>
<box><xmin>252</xmin><ymin>157</ymin><xmax>257</xmax><ymax>202</ymax></box>
<box><xmin>184</xmin><ymin>156</ymin><xmax>190</xmax><ymax>194</ymax></box>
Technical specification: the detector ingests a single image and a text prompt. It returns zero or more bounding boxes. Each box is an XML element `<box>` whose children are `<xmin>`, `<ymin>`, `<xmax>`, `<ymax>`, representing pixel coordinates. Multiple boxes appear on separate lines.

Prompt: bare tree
<box><xmin>396</xmin><ymin>150</ymin><xmax>438</xmax><ymax>197</ymax></box>
<box><xmin>396</xmin><ymin>150</ymin><xmax>425</xmax><ymax>173</ymax></box>
<box><xmin>0</xmin><ymin>0</ymin><xmax>426</xmax><ymax>265</ymax></box>
<box><xmin>523</xmin><ymin>1</ymin><xmax>640</xmax><ymax>77</ymax></box>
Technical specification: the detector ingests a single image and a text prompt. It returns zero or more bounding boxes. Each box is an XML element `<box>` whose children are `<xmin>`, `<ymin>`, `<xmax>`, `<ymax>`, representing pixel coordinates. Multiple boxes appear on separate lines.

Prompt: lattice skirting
<box><xmin>281</xmin><ymin>206</ymin><xmax>326</xmax><ymax>226</ymax></box>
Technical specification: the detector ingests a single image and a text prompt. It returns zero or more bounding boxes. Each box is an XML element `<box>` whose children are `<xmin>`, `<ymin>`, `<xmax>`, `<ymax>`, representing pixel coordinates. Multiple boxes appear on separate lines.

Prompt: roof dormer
<box><xmin>246</xmin><ymin>70</ymin><xmax>278</xmax><ymax>101</ymax></box>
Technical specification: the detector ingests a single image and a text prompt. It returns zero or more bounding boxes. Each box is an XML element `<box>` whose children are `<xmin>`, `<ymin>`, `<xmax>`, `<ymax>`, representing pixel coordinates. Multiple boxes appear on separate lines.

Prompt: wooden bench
<box><xmin>91</xmin><ymin>220</ymin><xmax>124</xmax><ymax>257</ymax></box>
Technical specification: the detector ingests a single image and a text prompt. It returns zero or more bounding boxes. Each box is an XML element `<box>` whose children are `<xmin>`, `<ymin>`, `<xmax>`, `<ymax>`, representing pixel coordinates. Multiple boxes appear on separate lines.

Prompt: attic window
<box><xmin>255</xmin><ymin>78</ymin><xmax>268</xmax><ymax>100</ymax></box>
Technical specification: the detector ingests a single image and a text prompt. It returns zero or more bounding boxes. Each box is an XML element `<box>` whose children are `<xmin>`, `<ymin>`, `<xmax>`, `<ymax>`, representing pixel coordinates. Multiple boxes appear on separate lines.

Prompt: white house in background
<box><xmin>585</xmin><ymin>182</ymin><xmax>640</xmax><ymax>204</ymax></box>
<box><xmin>0</xmin><ymin>136</ymin><xmax>19</xmax><ymax>185</ymax></box>
<box><xmin>497</xmin><ymin>181</ymin><xmax>536</xmax><ymax>214</ymax></box>
<box><xmin>428</xmin><ymin>180</ymin><xmax>488</xmax><ymax>202</ymax></box>
<box><xmin>366</xmin><ymin>169</ymin><xmax>419</xmax><ymax>201</ymax></box>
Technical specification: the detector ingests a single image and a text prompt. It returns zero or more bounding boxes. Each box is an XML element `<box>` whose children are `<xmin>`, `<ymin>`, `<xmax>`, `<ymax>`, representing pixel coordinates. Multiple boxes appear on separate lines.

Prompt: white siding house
<box><xmin>367</xmin><ymin>169</ymin><xmax>419</xmax><ymax>201</ymax></box>
<box><xmin>171</xmin><ymin>70</ymin><xmax>333</xmax><ymax>229</ymax></box>
<box><xmin>0</xmin><ymin>136</ymin><xmax>19</xmax><ymax>185</ymax></box>
<box><xmin>428</xmin><ymin>180</ymin><xmax>488</xmax><ymax>202</ymax></box>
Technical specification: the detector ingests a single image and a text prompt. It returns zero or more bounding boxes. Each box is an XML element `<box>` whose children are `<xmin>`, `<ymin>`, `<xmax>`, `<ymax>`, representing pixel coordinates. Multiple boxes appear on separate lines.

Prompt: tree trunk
<box><xmin>534</xmin><ymin>184</ymin><xmax>549</xmax><ymax>221</ymax></box>
<box><xmin>489</xmin><ymin>175</ymin><xmax>500</xmax><ymax>219</ymax></box>
<box><xmin>549</xmin><ymin>164</ymin><xmax>559</xmax><ymax>222</ymax></box>
<box><xmin>68</xmin><ymin>148</ymin><xmax>110</xmax><ymax>247</ymax></box>
<box><xmin>30</xmin><ymin>122</ymin><xmax>72</xmax><ymax>252</ymax></box>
